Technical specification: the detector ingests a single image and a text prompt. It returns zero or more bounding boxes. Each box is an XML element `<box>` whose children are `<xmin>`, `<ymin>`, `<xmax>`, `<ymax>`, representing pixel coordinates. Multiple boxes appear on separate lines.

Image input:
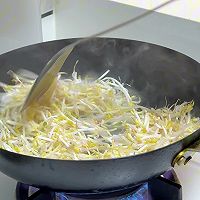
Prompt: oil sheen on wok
<box><xmin>0</xmin><ymin>68</ymin><xmax>199</xmax><ymax>160</ymax></box>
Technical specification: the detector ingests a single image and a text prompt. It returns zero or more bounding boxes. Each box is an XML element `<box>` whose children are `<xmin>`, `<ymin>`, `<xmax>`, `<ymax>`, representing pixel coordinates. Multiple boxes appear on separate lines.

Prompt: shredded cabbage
<box><xmin>0</xmin><ymin>68</ymin><xmax>200</xmax><ymax>160</ymax></box>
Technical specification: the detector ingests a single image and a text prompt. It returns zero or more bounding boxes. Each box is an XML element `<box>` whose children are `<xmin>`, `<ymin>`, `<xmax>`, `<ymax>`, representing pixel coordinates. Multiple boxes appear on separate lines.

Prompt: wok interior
<box><xmin>1</xmin><ymin>38</ymin><xmax>200</xmax><ymax>113</ymax></box>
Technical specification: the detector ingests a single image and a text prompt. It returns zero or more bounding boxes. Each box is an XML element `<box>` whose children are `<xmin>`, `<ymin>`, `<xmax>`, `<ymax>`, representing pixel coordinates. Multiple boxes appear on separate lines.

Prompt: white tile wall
<box><xmin>54</xmin><ymin>0</ymin><xmax>200</xmax><ymax>62</ymax></box>
<box><xmin>0</xmin><ymin>0</ymin><xmax>42</xmax><ymax>54</ymax></box>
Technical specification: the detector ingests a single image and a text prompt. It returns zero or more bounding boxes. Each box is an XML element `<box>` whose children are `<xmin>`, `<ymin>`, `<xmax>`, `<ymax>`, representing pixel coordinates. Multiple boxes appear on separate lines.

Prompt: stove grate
<box><xmin>16</xmin><ymin>169</ymin><xmax>182</xmax><ymax>200</ymax></box>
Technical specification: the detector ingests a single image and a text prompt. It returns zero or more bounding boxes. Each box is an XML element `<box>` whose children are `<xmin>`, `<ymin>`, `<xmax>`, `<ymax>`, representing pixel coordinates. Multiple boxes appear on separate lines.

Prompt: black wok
<box><xmin>0</xmin><ymin>38</ymin><xmax>200</xmax><ymax>192</ymax></box>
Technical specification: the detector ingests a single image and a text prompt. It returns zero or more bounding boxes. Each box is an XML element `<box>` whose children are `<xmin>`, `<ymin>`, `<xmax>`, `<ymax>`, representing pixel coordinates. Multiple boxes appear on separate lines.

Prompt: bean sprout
<box><xmin>0</xmin><ymin>69</ymin><xmax>199</xmax><ymax>160</ymax></box>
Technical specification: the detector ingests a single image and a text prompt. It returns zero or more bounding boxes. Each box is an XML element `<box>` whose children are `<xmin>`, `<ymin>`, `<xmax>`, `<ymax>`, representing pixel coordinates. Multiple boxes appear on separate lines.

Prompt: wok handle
<box><xmin>172</xmin><ymin>140</ymin><xmax>200</xmax><ymax>166</ymax></box>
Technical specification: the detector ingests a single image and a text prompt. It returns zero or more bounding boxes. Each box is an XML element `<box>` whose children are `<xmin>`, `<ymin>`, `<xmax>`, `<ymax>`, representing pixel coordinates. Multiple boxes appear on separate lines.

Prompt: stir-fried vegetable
<box><xmin>0</xmin><ymin>68</ymin><xmax>200</xmax><ymax>160</ymax></box>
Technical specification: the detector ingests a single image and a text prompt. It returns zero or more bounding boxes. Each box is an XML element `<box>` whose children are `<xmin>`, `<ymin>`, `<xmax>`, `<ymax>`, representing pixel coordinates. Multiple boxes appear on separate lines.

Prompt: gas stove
<box><xmin>14</xmin><ymin>170</ymin><xmax>181</xmax><ymax>200</ymax></box>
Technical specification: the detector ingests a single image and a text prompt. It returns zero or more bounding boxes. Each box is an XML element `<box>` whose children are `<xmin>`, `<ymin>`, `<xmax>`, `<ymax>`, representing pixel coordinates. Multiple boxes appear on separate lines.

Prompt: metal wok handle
<box><xmin>172</xmin><ymin>140</ymin><xmax>200</xmax><ymax>166</ymax></box>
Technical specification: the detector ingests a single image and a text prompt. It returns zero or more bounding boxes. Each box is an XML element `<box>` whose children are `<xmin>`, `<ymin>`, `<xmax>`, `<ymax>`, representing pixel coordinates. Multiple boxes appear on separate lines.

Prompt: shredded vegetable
<box><xmin>0</xmin><ymin>68</ymin><xmax>200</xmax><ymax>160</ymax></box>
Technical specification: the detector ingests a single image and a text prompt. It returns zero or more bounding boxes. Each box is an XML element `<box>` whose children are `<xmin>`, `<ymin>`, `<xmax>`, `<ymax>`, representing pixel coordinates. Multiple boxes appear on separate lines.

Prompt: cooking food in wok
<box><xmin>0</xmin><ymin>65</ymin><xmax>199</xmax><ymax>160</ymax></box>
<box><xmin>0</xmin><ymin>38</ymin><xmax>200</xmax><ymax>191</ymax></box>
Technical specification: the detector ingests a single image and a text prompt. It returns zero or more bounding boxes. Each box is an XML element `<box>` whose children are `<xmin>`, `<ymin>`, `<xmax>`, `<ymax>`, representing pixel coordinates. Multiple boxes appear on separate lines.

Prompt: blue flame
<box><xmin>56</xmin><ymin>183</ymin><xmax>148</xmax><ymax>200</ymax></box>
<box><xmin>121</xmin><ymin>183</ymin><xmax>148</xmax><ymax>200</ymax></box>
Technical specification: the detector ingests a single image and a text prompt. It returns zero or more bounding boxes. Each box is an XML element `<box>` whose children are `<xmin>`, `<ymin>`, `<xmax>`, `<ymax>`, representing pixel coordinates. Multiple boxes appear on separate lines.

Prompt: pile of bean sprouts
<box><xmin>0</xmin><ymin>68</ymin><xmax>199</xmax><ymax>160</ymax></box>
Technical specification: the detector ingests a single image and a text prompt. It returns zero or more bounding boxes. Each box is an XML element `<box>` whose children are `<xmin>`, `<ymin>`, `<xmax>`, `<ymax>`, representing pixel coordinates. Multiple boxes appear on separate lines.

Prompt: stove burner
<box><xmin>16</xmin><ymin>169</ymin><xmax>182</xmax><ymax>200</ymax></box>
